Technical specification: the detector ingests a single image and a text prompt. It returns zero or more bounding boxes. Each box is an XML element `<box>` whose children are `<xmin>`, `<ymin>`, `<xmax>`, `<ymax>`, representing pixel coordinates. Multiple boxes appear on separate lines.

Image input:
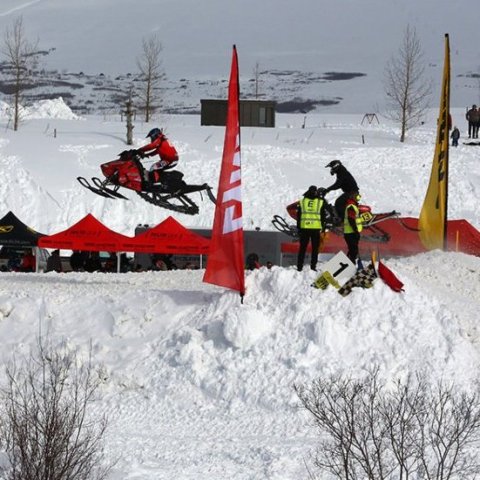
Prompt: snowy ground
<box><xmin>1</xmin><ymin>253</ymin><xmax>479</xmax><ymax>479</ymax></box>
<box><xmin>0</xmin><ymin>101</ymin><xmax>479</xmax><ymax>478</ymax></box>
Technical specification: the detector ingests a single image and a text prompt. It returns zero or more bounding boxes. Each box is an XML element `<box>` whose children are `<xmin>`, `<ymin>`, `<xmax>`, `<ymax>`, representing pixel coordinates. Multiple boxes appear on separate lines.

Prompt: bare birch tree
<box><xmin>384</xmin><ymin>25</ymin><xmax>432</xmax><ymax>142</ymax></box>
<box><xmin>296</xmin><ymin>370</ymin><xmax>480</xmax><ymax>480</ymax></box>
<box><xmin>2</xmin><ymin>16</ymin><xmax>39</xmax><ymax>131</ymax></box>
<box><xmin>295</xmin><ymin>368</ymin><xmax>395</xmax><ymax>480</ymax></box>
<box><xmin>253</xmin><ymin>62</ymin><xmax>261</xmax><ymax>99</ymax></box>
<box><xmin>136</xmin><ymin>34</ymin><xmax>165</xmax><ymax>123</ymax></box>
<box><xmin>0</xmin><ymin>340</ymin><xmax>111</xmax><ymax>480</ymax></box>
<box><xmin>381</xmin><ymin>378</ymin><xmax>424</xmax><ymax>480</ymax></box>
<box><xmin>415</xmin><ymin>381</ymin><xmax>480</xmax><ymax>480</ymax></box>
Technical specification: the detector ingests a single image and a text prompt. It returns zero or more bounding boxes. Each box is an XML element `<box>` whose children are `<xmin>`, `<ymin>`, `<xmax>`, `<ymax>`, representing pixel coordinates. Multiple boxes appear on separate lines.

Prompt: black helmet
<box><xmin>146</xmin><ymin>128</ymin><xmax>162</xmax><ymax>141</ymax></box>
<box><xmin>316</xmin><ymin>187</ymin><xmax>327</xmax><ymax>198</ymax></box>
<box><xmin>304</xmin><ymin>185</ymin><xmax>317</xmax><ymax>196</ymax></box>
<box><xmin>325</xmin><ymin>160</ymin><xmax>342</xmax><ymax>175</ymax></box>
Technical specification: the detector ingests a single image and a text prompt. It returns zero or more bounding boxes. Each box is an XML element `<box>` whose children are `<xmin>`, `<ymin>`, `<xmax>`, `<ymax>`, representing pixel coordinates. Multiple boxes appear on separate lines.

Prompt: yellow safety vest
<box><xmin>300</xmin><ymin>198</ymin><xmax>323</xmax><ymax>229</ymax></box>
<box><xmin>344</xmin><ymin>203</ymin><xmax>363</xmax><ymax>234</ymax></box>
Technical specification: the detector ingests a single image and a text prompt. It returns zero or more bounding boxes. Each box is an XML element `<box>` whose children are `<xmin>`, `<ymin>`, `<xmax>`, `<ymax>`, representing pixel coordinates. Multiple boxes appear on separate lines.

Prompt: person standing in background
<box><xmin>344</xmin><ymin>190</ymin><xmax>363</xmax><ymax>265</ymax></box>
<box><xmin>46</xmin><ymin>249</ymin><xmax>63</xmax><ymax>272</ymax></box>
<box><xmin>451</xmin><ymin>126</ymin><xmax>460</xmax><ymax>147</ymax></box>
<box><xmin>20</xmin><ymin>249</ymin><xmax>35</xmax><ymax>272</ymax></box>
<box><xmin>466</xmin><ymin>105</ymin><xmax>479</xmax><ymax>139</ymax></box>
<box><xmin>296</xmin><ymin>185</ymin><xmax>325</xmax><ymax>272</ymax></box>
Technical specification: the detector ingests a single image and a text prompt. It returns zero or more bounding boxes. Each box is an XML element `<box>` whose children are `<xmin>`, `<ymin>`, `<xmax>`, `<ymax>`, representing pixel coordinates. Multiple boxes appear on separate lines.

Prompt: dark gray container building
<box><xmin>200</xmin><ymin>99</ymin><xmax>276</xmax><ymax>127</ymax></box>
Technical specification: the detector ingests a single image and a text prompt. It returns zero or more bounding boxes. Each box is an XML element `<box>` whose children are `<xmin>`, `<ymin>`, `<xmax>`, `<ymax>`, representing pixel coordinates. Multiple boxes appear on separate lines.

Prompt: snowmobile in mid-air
<box><xmin>77</xmin><ymin>150</ymin><xmax>216</xmax><ymax>215</ymax></box>
<box><xmin>272</xmin><ymin>198</ymin><xmax>403</xmax><ymax>243</ymax></box>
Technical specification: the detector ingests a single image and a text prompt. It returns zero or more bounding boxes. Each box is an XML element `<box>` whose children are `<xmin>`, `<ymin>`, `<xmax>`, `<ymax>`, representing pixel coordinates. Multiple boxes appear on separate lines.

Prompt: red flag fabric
<box><xmin>203</xmin><ymin>46</ymin><xmax>245</xmax><ymax>297</ymax></box>
<box><xmin>378</xmin><ymin>260</ymin><xmax>405</xmax><ymax>292</ymax></box>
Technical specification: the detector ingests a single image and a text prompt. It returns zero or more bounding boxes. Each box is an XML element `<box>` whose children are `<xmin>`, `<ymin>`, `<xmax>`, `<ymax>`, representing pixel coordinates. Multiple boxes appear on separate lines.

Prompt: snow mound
<box><xmin>23</xmin><ymin>98</ymin><xmax>82</xmax><ymax>120</ymax></box>
<box><xmin>0</xmin><ymin>98</ymin><xmax>81</xmax><ymax>121</ymax></box>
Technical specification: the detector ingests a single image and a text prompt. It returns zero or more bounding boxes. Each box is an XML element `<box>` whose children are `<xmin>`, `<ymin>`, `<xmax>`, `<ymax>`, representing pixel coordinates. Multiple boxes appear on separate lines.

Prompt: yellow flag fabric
<box><xmin>418</xmin><ymin>34</ymin><xmax>450</xmax><ymax>250</ymax></box>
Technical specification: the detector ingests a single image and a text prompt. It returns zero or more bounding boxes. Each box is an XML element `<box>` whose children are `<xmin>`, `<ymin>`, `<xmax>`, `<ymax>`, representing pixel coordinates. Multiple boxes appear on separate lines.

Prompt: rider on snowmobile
<box><xmin>137</xmin><ymin>128</ymin><xmax>180</xmax><ymax>186</ymax></box>
<box><xmin>324</xmin><ymin>160</ymin><xmax>360</xmax><ymax>223</ymax></box>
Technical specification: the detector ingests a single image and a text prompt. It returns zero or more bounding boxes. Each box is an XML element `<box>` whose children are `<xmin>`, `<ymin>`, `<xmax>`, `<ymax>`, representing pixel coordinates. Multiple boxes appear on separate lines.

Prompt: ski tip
<box><xmin>206</xmin><ymin>188</ymin><xmax>217</xmax><ymax>204</ymax></box>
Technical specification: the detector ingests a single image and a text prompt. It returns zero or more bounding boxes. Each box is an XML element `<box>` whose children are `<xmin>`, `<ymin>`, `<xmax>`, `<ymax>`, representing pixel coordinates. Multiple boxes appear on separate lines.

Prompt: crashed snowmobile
<box><xmin>272</xmin><ymin>198</ymin><xmax>403</xmax><ymax>243</ymax></box>
<box><xmin>77</xmin><ymin>150</ymin><xmax>216</xmax><ymax>215</ymax></box>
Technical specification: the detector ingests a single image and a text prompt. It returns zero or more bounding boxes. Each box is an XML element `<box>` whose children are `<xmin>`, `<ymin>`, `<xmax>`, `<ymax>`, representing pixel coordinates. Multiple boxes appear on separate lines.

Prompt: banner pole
<box><xmin>443</xmin><ymin>33</ymin><xmax>450</xmax><ymax>251</ymax></box>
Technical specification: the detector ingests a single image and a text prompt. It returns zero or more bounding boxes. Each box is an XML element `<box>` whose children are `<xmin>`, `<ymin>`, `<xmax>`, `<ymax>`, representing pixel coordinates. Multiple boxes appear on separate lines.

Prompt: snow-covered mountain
<box><xmin>0</xmin><ymin>0</ymin><xmax>480</xmax><ymax>113</ymax></box>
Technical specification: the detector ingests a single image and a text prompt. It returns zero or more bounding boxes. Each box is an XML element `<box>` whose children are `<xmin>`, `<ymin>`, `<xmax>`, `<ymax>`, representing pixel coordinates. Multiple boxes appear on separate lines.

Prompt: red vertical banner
<box><xmin>203</xmin><ymin>46</ymin><xmax>245</xmax><ymax>298</ymax></box>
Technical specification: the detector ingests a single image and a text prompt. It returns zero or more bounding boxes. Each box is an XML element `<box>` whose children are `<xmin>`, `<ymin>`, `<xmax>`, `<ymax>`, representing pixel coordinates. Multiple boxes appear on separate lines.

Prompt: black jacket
<box><xmin>451</xmin><ymin>128</ymin><xmax>460</xmax><ymax>140</ymax></box>
<box><xmin>326</xmin><ymin>165</ymin><xmax>358</xmax><ymax>193</ymax></box>
<box><xmin>46</xmin><ymin>251</ymin><xmax>62</xmax><ymax>272</ymax></box>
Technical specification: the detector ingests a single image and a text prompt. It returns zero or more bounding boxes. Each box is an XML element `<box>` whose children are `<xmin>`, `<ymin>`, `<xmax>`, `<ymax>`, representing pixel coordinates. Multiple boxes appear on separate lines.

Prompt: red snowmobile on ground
<box><xmin>77</xmin><ymin>150</ymin><xmax>216</xmax><ymax>215</ymax></box>
<box><xmin>272</xmin><ymin>198</ymin><xmax>404</xmax><ymax>243</ymax></box>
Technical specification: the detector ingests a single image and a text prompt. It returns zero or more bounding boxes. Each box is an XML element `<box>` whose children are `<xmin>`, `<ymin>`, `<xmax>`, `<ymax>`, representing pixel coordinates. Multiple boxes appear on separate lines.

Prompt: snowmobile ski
<box><xmin>204</xmin><ymin>186</ymin><xmax>217</xmax><ymax>205</ymax></box>
<box><xmin>91</xmin><ymin>177</ymin><xmax>129</xmax><ymax>199</ymax></box>
<box><xmin>271</xmin><ymin>215</ymin><xmax>300</xmax><ymax>239</ymax></box>
<box><xmin>77</xmin><ymin>177</ymin><xmax>117</xmax><ymax>199</ymax></box>
<box><xmin>136</xmin><ymin>190</ymin><xmax>200</xmax><ymax>215</ymax></box>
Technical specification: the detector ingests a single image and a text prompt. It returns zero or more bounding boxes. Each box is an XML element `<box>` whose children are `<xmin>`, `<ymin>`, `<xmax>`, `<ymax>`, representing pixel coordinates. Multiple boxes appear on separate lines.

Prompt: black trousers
<box><xmin>344</xmin><ymin>232</ymin><xmax>360</xmax><ymax>264</ymax></box>
<box><xmin>334</xmin><ymin>192</ymin><xmax>348</xmax><ymax>220</ymax></box>
<box><xmin>468</xmin><ymin>122</ymin><xmax>477</xmax><ymax>138</ymax></box>
<box><xmin>297</xmin><ymin>229</ymin><xmax>321</xmax><ymax>271</ymax></box>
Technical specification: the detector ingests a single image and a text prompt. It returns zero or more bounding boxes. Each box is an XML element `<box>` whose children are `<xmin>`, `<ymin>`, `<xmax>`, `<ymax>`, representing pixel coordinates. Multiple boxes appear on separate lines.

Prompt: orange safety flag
<box><xmin>203</xmin><ymin>46</ymin><xmax>245</xmax><ymax>299</ymax></box>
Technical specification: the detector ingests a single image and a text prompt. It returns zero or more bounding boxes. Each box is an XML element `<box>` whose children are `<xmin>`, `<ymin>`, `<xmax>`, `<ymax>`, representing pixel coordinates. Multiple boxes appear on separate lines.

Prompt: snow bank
<box><xmin>23</xmin><ymin>98</ymin><xmax>82</xmax><ymax>120</ymax></box>
<box><xmin>0</xmin><ymin>98</ymin><xmax>81</xmax><ymax>121</ymax></box>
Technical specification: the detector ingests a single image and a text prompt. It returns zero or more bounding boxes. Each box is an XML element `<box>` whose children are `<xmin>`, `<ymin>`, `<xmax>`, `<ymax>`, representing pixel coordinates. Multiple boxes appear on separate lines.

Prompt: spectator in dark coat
<box><xmin>451</xmin><ymin>126</ymin><xmax>460</xmax><ymax>147</ymax></box>
<box><xmin>246</xmin><ymin>253</ymin><xmax>261</xmax><ymax>270</ymax></box>
<box><xmin>120</xmin><ymin>253</ymin><xmax>131</xmax><ymax>272</ymax></box>
<box><xmin>466</xmin><ymin>105</ymin><xmax>479</xmax><ymax>139</ymax></box>
<box><xmin>7</xmin><ymin>255</ymin><xmax>21</xmax><ymax>272</ymax></box>
<box><xmin>70</xmin><ymin>250</ymin><xmax>86</xmax><ymax>271</ymax></box>
<box><xmin>46</xmin><ymin>249</ymin><xmax>63</xmax><ymax>272</ymax></box>
<box><xmin>84</xmin><ymin>252</ymin><xmax>102</xmax><ymax>272</ymax></box>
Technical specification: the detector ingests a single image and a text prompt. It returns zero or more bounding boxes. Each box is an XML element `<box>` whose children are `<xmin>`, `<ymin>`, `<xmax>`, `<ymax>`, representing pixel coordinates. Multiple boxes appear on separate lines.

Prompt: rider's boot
<box><xmin>147</xmin><ymin>170</ymin><xmax>170</xmax><ymax>191</ymax></box>
<box><xmin>149</xmin><ymin>170</ymin><xmax>161</xmax><ymax>184</ymax></box>
<box><xmin>326</xmin><ymin>205</ymin><xmax>342</xmax><ymax>227</ymax></box>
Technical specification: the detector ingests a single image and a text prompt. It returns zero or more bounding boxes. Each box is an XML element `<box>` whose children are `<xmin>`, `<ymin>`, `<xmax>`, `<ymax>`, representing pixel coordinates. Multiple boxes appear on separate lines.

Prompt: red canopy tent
<box><xmin>39</xmin><ymin>214</ymin><xmax>210</xmax><ymax>256</ymax></box>
<box><xmin>38</xmin><ymin>213</ymin><xmax>132</xmax><ymax>251</ymax></box>
<box><xmin>38</xmin><ymin>214</ymin><xmax>210</xmax><ymax>271</ymax></box>
<box><xmin>281</xmin><ymin>217</ymin><xmax>480</xmax><ymax>258</ymax></box>
<box><xmin>120</xmin><ymin>216</ymin><xmax>210</xmax><ymax>254</ymax></box>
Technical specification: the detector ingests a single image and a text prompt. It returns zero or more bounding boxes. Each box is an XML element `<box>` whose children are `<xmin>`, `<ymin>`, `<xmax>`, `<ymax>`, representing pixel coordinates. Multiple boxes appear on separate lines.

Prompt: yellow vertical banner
<box><xmin>418</xmin><ymin>34</ymin><xmax>450</xmax><ymax>250</ymax></box>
